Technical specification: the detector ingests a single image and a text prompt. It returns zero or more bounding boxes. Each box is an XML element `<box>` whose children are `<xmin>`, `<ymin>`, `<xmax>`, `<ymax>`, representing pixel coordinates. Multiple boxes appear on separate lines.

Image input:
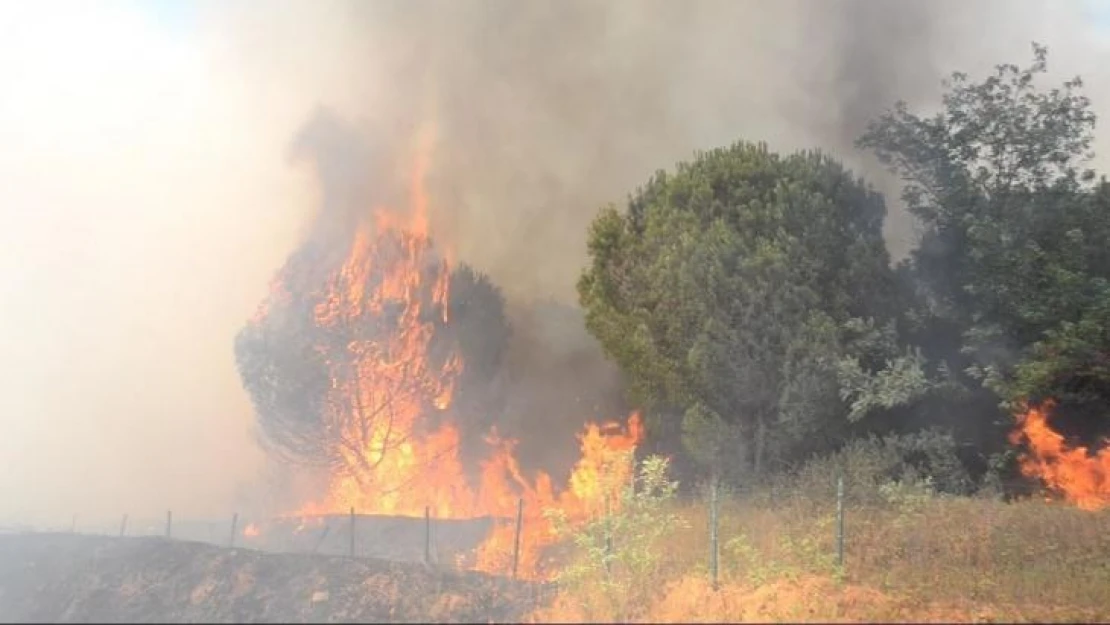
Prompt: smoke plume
<box><xmin>303</xmin><ymin>0</ymin><xmax>1107</xmax><ymax>291</ymax></box>
<box><xmin>253</xmin><ymin>0</ymin><xmax>1110</xmax><ymax>476</ymax></box>
<box><xmin>1</xmin><ymin>0</ymin><xmax>1108</xmax><ymax>525</ymax></box>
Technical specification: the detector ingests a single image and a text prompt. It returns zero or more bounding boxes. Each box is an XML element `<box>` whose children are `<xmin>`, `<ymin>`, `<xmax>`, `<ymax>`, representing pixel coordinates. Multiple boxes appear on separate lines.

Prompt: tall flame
<box><xmin>1010</xmin><ymin>400</ymin><xmax>1110</xmax><ymax>511</ymax></box>
<box><xmin>247</xmin><ymin>128</ymin><xmax>644</xmax><ymax>579</ymax></box>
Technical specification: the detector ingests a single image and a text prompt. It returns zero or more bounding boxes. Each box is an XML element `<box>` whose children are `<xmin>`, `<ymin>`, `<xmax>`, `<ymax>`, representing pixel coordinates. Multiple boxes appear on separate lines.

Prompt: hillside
<box><xmin>0</xmin><ymin>533</ymin><xmax>538</xmax><ymax>623</ymax></box>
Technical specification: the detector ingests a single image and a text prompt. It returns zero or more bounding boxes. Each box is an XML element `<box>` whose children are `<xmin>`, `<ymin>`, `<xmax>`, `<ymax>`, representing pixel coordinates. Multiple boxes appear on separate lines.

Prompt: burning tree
<box><xmin>235</xmin><ymin>209</ymin><xmax>509</xmax><ymax>502</ymax></box>
<box><xmin>233</xmin><ymin>123</ymin><xmax>647</xmax><ymax>579</ymax></box>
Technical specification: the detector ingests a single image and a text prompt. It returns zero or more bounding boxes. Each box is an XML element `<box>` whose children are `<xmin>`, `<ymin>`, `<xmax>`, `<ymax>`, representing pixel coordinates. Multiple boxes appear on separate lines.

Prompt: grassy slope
<box><xmin>529</xmin><ymin>494</ymin><xmax>1110</xmax><ymax>623</ymax></box>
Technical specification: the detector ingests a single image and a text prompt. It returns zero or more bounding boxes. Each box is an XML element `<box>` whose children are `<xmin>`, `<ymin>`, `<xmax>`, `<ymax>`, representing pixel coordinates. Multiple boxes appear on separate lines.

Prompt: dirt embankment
<box><xmin>0</xmin><ymin>533</ymin><xmax>539</xmax><ymax>623</ymax></box>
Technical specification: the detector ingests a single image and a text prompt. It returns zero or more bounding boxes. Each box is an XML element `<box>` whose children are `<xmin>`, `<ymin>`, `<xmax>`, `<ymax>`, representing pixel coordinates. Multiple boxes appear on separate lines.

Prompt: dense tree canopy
<box><xmin>581</xmin><ymin>43</ymin><xmax>1110</xmax><ymax>488</ymax></box>
<box><xmin>577</xmin><ymin>144</ymin><xmax>910</xmax><ymax>479</ymax></box>
<box><xmin>859</xmin><ymin>43</ymin><xmax>1110</xmax><ymax>447</ymax></box>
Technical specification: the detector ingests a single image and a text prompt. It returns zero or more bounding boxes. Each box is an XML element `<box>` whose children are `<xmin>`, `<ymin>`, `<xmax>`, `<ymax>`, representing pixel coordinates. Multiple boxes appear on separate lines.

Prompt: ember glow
<box><xmin>1010</xmin><ymin>400</ymin><xmax>1110</xmax><ymax>511</ymax></box>
<box><xmin>241</xmin><ymin>129</ymin><xmax>644</xmax><ymax>579</ymax></box>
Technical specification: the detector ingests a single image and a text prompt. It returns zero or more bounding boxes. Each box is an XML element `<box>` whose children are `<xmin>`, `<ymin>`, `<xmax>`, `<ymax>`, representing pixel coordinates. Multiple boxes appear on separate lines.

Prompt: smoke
<box><xmin>260</xmin><ymin>0</ymin><xmax>1110</xmax><ymax>472</ymax></box>
<box><xmin>1</xmin><ymin>0</ymin><xmax>1107</xmax><ymax>525</ymax></box>
<box><xmin>256</xmin><ymin>0</ymin><xmax>1107</xmax><ymax>299</ymax></box>
<box><xmin>0</xmin><ymin>2</ymin><xmax>316</xmax><ymax>525</ymax></box>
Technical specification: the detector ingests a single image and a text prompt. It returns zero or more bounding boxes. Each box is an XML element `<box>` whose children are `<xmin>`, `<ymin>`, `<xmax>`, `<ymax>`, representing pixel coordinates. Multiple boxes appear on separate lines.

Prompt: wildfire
<box><xmin>243</xmin><ymin>523</ymin><xmax>261</xmax><ymax>538</ymax></box>
<box><xmin>244</xmin><ymin>127</ymin><xmax>645</xmax><ymax>579</ymax></box>
<box><xmin>1010</xmin><ymin>400</ymin><xmax>1110</xmax><ymax>511</ymax></box>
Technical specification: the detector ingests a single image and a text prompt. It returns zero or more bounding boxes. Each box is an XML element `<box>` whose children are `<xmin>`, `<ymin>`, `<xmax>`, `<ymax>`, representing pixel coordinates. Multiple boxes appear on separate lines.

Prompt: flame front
<box><xmin>245</xmin><ymin>132</ymin><xmax>644</xmax><ymax>579</ymax></box>
<box><xmin>1010</xmin><ymin>400</ymin><xmax>1110</xmax><ymax>511</ymax></box>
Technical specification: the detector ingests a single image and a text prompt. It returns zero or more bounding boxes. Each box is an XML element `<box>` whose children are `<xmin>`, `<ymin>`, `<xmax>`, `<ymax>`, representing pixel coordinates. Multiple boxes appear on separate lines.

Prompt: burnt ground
<box><xmin>0</xmin><ymin>533</ymin><xmax>545</xmax><ymax>623</ymax></box>
<box><xmin>240</xmin><ymin>514</ymin><xmax>497</xmax><ymax>566</ymax></box>
<box><xmin>90</xmin><ymin>513</ymin><xmax>498</xmax><ymax>568</ymax></box>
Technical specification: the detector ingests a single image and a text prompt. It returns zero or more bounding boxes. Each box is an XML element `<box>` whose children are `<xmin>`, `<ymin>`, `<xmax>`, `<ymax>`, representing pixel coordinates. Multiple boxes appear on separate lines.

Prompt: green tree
<box><xmin>578</xmin><ymin>142</ymin><xmax>902</xmax><ymax>479</ymax></box>
<box><xmin>858</xmin><ymin>43</ymin><xmax>1110</xmax><ymax>445</ymax></box>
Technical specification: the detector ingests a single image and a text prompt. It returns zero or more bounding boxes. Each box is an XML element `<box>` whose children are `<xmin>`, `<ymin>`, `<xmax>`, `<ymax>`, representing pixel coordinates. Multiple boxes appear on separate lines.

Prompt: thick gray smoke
<box><xmin>257</xmin><ymin>0</ymin><xmax>1109</xmax><ymax>481</ymax></box>
<box><xmin>1</xmin><ymin>0</ymin><xmax>1104</xmax><ymax>526</ymax></box>
<box><xmin>293</xmin><ymin>0</ymin><xmax>1102</xmax><ymax>301</ymax></box>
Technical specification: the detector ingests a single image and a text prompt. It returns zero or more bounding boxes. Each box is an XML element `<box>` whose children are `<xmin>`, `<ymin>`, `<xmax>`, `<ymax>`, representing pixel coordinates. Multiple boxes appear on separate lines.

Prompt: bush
<box><xmin>543</xmin><ymin>454</ymin><xmax>688</xmax><ymax>621</ymax></box>
<box><xmin>773</xmin><ymin>429</ymin><xmax>972</xmax><ymax>506</ymax></box>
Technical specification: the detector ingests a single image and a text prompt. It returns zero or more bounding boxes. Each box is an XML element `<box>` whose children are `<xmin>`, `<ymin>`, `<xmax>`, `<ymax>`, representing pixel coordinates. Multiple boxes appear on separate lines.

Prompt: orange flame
<box><xmin>471</xmin><ymin>413</ymin><xmax>643</xmax><ymax>577</ymax></box>
<box><xmin>248</xmin><ymin>128</ymin><xmax>645</xmax><ymax>579</ymax></box>
<box><xmin>243</xmin><ymin>523</ymin><xmax>261</xmax><ymax>538</ymax></box>
<box><xmin>1010</xmin><ymin>400</ymin><xmax>1110</xmax><ymax>511</ymax></box>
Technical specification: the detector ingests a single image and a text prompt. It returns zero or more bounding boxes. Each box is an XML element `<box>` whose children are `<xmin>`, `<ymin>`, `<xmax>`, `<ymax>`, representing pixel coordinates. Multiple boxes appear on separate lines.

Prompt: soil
<box><xmin>0</xmin><ymin>532</ymin><xmax>540</xmax><ymax>623</ymax></box>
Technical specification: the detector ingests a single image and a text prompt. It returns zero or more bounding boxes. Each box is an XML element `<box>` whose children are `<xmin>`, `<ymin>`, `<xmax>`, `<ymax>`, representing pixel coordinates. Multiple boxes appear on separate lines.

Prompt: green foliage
<box><xmin>835</xmin><ymin>318</ymin><xmax>934</xmax><ymax>422</ymax></box>
<box><xmin>780</xmin><ymin>429</ymin><xmax>972</xmax><ymax>505</ymax></box>
<box><xmin>1005</xmin><ymin>273</ymin><xmax>1110</xmax><ymax>410</ymax></box>
<box><xmin>544</xmin><ymin>454</ymin><xmax>687</xmax><ymax>619</ymax></box>
<box><xmin>836</xmin><ymin>352</ymin><xmax>931</xmax><ymax>423</ymax></box>
<box><xmin>859</xmin><ymin>42</ymin><xmax>1110</xmax><ymax>430</ymax></box>
<box><xmin>680</xmin><ymin>403</ymin><xmax>744</xmax><ymax>478</ymax></box>
<box><xmin>877</xmin><ymin>476</ymin><xmax>938</xmax><ymax>515</ymax></box>
<box><xmin>579</xmin><ymin>143</ymin><xmax>901</xmax><ymax>478</ymax></box>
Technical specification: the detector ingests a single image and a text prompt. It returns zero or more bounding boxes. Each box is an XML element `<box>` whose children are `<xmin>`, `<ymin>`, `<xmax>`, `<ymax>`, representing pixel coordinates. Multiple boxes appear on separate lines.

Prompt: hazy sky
<box><xmin>0</xmin><ymin>1</ymin><xmax>1108</xmax><ymax>527</ymax></box>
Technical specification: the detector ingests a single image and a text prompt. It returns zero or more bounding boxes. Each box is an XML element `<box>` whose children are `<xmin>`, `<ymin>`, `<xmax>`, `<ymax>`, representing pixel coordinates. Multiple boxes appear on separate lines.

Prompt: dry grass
<box><xmin>528</xmin><ymin>491</ymin><xmax>1110</xmax><ymax>623</ymax></box>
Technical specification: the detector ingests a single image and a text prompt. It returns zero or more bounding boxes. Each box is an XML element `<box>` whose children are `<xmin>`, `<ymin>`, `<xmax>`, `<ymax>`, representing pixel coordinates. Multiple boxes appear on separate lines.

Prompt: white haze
<box><xmin>0</xmin><ymin>0</ymin><xmax>1107</xmax><ymax>527</ymax></box>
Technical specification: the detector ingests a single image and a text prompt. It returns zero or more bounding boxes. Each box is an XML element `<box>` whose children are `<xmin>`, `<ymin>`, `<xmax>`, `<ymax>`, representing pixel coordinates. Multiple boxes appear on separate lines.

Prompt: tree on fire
<box><xmin>234</xmin><ymin>235</ymin><xmax>510</xmax><ymax>476</ymax></box>
<box><xmin>577</xmin><ymin>143</ymin><xmax>910</xmax><ymax>480</ymax></box>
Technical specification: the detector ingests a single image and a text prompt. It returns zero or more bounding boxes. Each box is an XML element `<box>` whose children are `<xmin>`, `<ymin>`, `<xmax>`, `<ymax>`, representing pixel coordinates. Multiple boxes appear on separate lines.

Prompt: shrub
<box><xmin>543</xmin><ymin>454</ymin><xmax>687</xmax><ymax>621</ymax></box>
<box><xmin>774</xmin><ymin>428</ymin><xmax>971</xmax><ymax>506</ymax></box>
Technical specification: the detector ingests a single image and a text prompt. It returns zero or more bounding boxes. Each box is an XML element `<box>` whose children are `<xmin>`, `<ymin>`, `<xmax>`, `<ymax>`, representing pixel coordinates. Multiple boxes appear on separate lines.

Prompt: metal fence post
<box><xmin>710</xmin><ymin>476</ymin><xmax>720</xmax><ymax>591</ymax></box>
<box><xmin>604</xmin><ymin>494</ymin><xmax>613</xmax><ymax>577</ymax></box>
<box><xmin>349</xmin><ymin>507</ymin><xmax>356</xmax><ymax>558</ymax></box>
<box><xmin>836</xmin><ymin>476</ymin><xmax>845</xmax><ymax>569</ymax></box>
<box><xmin>512</xmin><ymin>497</ymin><xmax>524</xmax><ymax>579</ymax></box>
<box><xmin>424</xmin><ymin>506</ymin><xmax>431</xmax><ymax>565</ymax></box>
<box><xmin>312</xmin><ymin>524</ymin><xmax>331</xmax><ymax>554</ymax></box>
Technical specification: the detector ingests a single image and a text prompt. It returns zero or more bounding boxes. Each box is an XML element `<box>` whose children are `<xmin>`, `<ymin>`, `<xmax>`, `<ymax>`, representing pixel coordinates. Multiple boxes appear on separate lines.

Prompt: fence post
<box><xmin>836</xmin><ymin>476</ymin><xmax>845</xmax><ymax>569</ymax></box>
<box><xmin>312</xmin><ymin>524</ymin><xmax>331</xmax><ymax>554</ymax></box>
<box><xmin>424</xmin><ymin>506</ymin><xmax>431</xmax><ymax>565</ymax></box>
<box><xmin>709</xmin><ymin>476</ymin><xmax>720</xmax><ymax>591</ymax></box>
<box><xmin>70</xmin><ymin>514</ymin><xmax>77</xmax><ymax>534</ymax></box>
<box><xmin>511</xmin><ymin>497</ymin><xmax>524</xmax><ymax>579</ymax></box>
<box><xmin>119</xmin><ymin>514</ymin><xmax>128</xmax><ymax>538</ymax></box>
<box><xmin>349</xmin><ymin>507</ymin><xmax>356</xmax><ymax>558</ymax></box>
<box><xmin>604</xmin><ymin>494</ymin><xmax>613</xmax><ymax>577</ymax></box>
<box><xmin>229</xmin><ymin>513</ymin><xmax>238</xmax><ymax>548</ymax></box>
<box><xmin>165</xmin><ymin>510</ymin><xmax>172</xmax><ymax>539</ymax></box>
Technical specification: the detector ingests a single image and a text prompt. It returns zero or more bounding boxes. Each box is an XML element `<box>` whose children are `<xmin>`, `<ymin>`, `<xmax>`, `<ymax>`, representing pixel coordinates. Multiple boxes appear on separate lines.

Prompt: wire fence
<box><xmin>5</xmin><ymin>475</ymin><xmax>1101</xmax><ymax>595</ymax></box>
<box><xmin>4</xmin><ymin>500</ymin><xmax>532</xmax><ymax>579</ymax></box>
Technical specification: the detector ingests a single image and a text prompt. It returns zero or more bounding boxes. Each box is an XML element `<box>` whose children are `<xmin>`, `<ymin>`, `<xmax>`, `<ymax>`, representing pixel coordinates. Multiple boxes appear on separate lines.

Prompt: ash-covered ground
<box><xmin>0</xmin><ymin>531</ymin><xmax>541</xmax><ymax>623</ymax></box>
<box><xmin>46</xmin><ymin>514</ymin><xmax>497</xmax><ymax>566</ymax></box>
